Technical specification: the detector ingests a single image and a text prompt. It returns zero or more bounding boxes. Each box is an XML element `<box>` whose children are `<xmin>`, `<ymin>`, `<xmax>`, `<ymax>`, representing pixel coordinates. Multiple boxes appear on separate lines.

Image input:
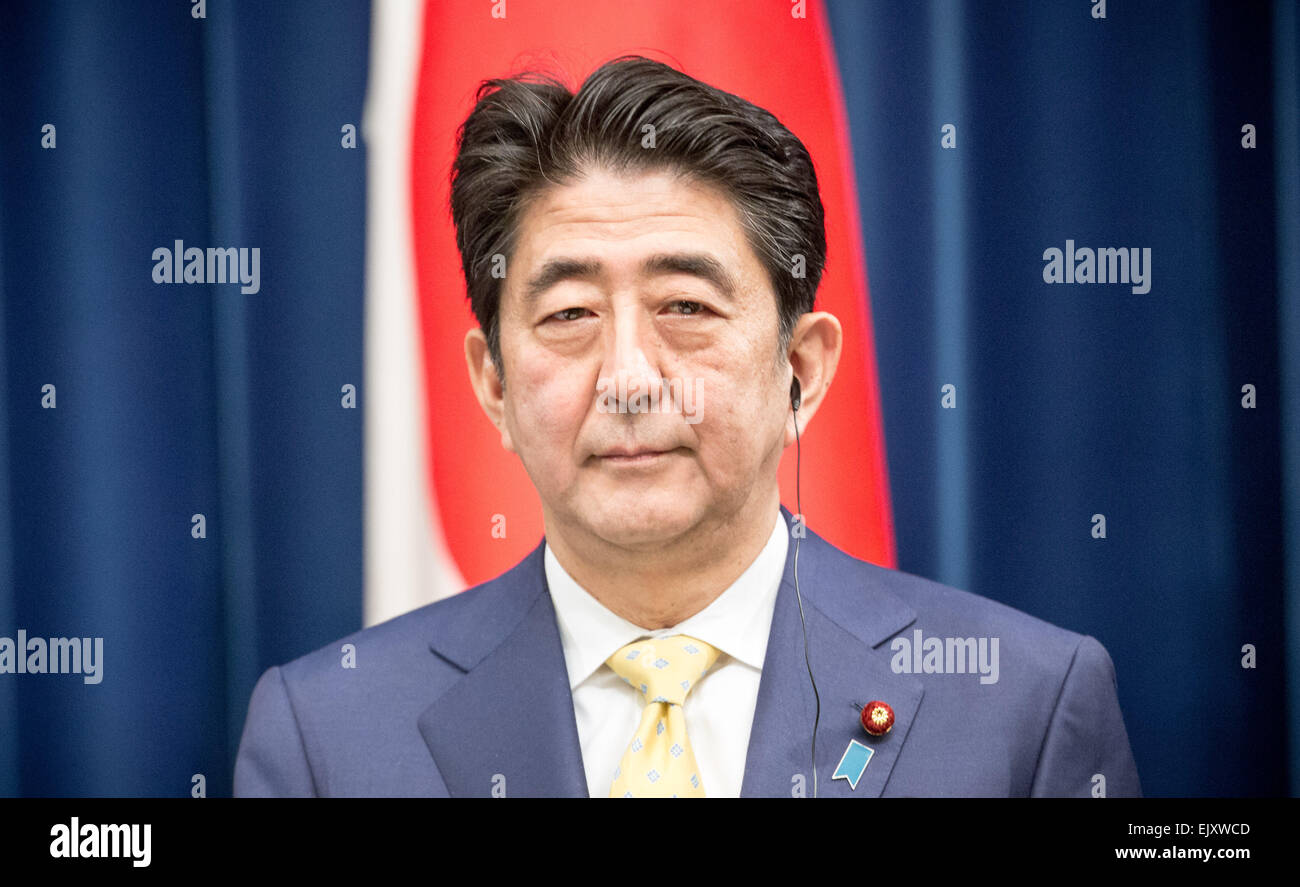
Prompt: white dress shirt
<box><xmin>544</xmin><ymin>506</ymin><xmax>789</xmax><ymax>798</ymax></box>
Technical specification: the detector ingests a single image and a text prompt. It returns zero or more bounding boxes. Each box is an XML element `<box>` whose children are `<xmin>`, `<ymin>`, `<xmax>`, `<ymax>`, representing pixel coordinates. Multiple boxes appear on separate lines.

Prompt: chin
<box><xmin>580</xmin><ymin>496</ymin><xmax>700</xmax><ymax>548</ymax></box>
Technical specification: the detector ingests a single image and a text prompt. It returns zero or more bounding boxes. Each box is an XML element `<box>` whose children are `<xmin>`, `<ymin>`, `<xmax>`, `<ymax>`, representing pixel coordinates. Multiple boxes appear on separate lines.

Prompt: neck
<box><xmin>544</xmin><ymin>487</ymin><xmax>782</xmax><ymax>629</ymax></box>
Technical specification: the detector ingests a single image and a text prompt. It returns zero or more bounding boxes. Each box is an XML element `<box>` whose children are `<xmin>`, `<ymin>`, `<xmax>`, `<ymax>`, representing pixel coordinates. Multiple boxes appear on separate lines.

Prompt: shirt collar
<box><xmin>544</xmin><ymin>507</ymin><xmax>789</xmax><ymax>690</ymax></box>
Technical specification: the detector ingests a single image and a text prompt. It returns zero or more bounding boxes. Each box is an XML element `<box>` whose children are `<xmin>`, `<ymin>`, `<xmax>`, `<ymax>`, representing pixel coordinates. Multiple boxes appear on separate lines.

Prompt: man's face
<box><xmin>490</xmin><ymin>167</ymin><xmax>790</xmax><ymax>549</ymax></box>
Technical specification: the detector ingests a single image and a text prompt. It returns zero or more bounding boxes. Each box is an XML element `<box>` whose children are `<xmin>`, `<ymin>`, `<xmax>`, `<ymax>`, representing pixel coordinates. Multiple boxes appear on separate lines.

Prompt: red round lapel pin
<box><xmin>857</xmin><ymin>700</ymin><xmax>895</xmax><ymax>737</ymax></box>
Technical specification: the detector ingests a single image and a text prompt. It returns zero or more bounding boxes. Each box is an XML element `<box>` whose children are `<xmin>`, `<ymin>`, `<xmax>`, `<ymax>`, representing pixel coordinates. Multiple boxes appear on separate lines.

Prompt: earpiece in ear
<box><xmin>790</xmin><ymin>377</ymin><xmax>802</xmax><ymax>412</ymax></box>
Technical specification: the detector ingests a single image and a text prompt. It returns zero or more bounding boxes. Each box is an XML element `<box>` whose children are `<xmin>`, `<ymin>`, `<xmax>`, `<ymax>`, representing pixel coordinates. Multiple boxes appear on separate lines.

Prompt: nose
<box><xmin>600</xmin><ymin>303</ymin><xmax>662</xmax><ymax>413</ymax></box>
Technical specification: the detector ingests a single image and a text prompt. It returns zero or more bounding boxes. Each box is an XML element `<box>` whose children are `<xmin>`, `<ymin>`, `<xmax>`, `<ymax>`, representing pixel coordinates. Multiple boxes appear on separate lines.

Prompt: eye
<box><xmin>549</xmin><ymin>307</ymin><xmax>592</xmax><ymax>322</ymax></box>
<box><xmin>667</xmin><ymin>300</ymin><xmax>707</xmax><ymax>315</ymax></box>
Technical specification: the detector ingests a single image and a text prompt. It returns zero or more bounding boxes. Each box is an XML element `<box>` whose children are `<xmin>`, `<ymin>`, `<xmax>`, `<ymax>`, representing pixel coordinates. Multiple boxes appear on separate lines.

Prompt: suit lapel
<box><xmin>742</xmin><ymin>508</ymin><xmax>923</xmax><ymax>797</ymax></box>
<box><xmin>417</xmin><ymin>541</ymin><xmax>589</xmax><ymax>797</ymax></box>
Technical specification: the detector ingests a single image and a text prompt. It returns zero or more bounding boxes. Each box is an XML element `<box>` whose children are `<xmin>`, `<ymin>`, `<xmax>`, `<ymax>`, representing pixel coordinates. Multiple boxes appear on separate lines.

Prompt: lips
<box><xmin>600</xmin><ymin>447</ymin><xmax>669</xmax><ymax>458</ymax></box>
<box><xmin>595</xmin><ymin>445</ymin><xmax>684</xmax><ymax>463</ymax></box>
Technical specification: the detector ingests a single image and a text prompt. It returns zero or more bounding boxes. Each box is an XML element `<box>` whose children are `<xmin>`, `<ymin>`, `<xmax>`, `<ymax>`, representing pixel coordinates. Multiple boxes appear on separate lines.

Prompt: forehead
<box><xmin>504</xmin><ymin>167</ymin><xmax>770</xmax><ymax>302</ymax></box>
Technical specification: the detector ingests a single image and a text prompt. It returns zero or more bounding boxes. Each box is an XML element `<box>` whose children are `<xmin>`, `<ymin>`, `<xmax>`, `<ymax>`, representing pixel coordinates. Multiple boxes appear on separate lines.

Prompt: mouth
<box><xmin>597</xmin><ymin>447</ymin><xmax>680</xmax><ymax>465</ymax></box>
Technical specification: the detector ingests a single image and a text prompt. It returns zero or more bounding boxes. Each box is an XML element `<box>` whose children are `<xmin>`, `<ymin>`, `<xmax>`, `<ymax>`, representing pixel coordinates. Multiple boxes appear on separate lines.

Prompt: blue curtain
<box><xmin>828</xmin><ymin>0</ymin><xmax>1296</xmax><ymax>796</ymax></box>
<box><xmin>0</xmin><ymin>0</ymin><xmax>368</xmax><ymax>796</ymax></box>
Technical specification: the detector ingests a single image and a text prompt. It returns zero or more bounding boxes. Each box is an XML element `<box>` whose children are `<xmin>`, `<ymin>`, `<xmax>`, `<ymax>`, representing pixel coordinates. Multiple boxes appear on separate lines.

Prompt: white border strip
<box><xmin>362</xmin><ymin>0</ymin><xmax>465</xmax><ymax>627</ymax></box>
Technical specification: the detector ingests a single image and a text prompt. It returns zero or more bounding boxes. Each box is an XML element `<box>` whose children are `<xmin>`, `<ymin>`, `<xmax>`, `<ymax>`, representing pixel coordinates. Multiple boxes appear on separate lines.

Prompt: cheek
<box><xmin>506</xmin><ymin>356</ymin><xmax>585</xmax><ymax>458</ymax></box>
<box><xmin>693</xmin><ymin>364</ymin><xmax>779</xmax><ymax>465</ymax></box>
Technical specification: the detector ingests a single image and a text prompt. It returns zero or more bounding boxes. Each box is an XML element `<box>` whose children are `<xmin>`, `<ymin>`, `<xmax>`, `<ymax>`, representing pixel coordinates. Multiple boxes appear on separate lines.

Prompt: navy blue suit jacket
<box><xmin>234</xmin><ymin>506</ymin><xmax>1141</xmax><ymax>797</ymax></box>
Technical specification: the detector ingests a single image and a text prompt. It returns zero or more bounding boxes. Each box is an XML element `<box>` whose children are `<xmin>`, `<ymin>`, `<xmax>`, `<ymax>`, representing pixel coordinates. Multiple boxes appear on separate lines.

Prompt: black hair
<box><xmin>450</xmin><ymin>55</ymin><xmax>826</xmax><ymax>379</ymax></box>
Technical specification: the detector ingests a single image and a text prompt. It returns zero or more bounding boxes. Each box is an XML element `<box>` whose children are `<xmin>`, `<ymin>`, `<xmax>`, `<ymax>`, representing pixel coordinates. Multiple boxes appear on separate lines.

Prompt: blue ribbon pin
<box><xmin>832</xmin><ymin>739</ymin><xmax>874</xmax><ymax>790</ymax></box>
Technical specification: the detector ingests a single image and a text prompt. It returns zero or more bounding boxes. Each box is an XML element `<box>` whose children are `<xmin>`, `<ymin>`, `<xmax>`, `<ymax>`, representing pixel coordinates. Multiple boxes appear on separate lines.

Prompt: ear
<box><xmin>784</xmin><ymin>311</ymin><xmax>843</xmax><ymax>448</ymax></box>
<box><xmin>464</xmin><ymin>327</ymin><xmax>516</xmax><ymax>453</ymax></box>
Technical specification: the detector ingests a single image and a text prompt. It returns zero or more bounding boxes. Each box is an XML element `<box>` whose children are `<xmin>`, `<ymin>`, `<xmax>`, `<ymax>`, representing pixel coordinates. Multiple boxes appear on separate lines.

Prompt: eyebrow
<box><xmin>522</xmin><ymin>252</ymin><xmax>738</xmax><ymax>305</ymax></box>
<box><xmin>523</xmin><ymin>258</ymin><xmax>602</xmax><ymax>304</ymax></box>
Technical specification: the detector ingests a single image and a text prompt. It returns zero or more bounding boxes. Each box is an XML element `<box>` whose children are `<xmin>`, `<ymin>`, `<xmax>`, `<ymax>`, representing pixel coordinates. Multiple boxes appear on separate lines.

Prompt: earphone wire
<box><xmin>791</xmin><ymin>395</ymin><xmax>821</xmax><ymax>798</ymax></box>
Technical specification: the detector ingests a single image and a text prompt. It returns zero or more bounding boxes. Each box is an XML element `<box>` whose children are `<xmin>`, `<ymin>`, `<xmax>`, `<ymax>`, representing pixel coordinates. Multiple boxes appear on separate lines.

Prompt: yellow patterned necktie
<box><xmin>605</xmin><ymin>634</ymin><xmax>720</xmax><ymax>797</ymax></box>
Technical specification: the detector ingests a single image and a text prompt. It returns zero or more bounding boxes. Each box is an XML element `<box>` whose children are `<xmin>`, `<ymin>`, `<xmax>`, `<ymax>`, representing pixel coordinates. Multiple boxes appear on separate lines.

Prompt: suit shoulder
<box><xmin>879</xmin><ymin>564</ymin><xmax>1077</xmax><ymax>644</ymax></box>
<box><xmin>275</xmin><ymin>544</ymin><xmax>543</xmax><ymax>691</ymax></box>
<box><xmin>810</xmin><ymin>532</ymin><xmax>1094</xmax><ymax>670</ymax></box>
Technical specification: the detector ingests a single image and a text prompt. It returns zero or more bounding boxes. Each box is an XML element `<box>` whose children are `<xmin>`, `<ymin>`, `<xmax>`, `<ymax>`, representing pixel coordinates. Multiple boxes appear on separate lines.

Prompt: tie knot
<box><xmin>605</xmin><ymin>635</ymin><xmax>720</xmax><ymax>707</ymax></box>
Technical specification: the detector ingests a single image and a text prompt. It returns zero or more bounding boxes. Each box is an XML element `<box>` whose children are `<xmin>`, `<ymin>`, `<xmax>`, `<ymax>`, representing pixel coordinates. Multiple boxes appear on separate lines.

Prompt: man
<box><xmin>234</xmin><ymin>57</ymin><xmax>1141</xmax><ymax>797</ymax></box>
